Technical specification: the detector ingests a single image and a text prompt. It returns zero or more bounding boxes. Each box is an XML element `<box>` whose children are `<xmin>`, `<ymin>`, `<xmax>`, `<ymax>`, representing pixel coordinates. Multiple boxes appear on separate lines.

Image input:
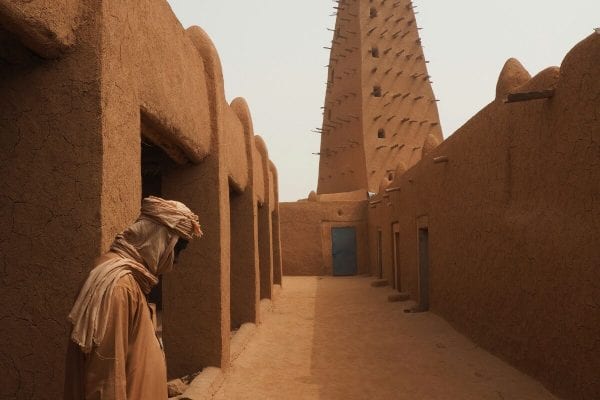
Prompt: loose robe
<box><xmin>64</xmin><ymin>272</ymin><xmax>167</xmax><ymax>400</ymax></box>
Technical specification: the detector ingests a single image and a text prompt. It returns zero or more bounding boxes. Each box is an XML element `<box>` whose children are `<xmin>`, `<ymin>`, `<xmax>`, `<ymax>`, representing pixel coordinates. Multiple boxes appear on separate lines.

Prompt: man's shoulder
<box><xmin>114</xmin><ymin>274</ymin><xmax>144</xmax><ymax>299</ymax></box>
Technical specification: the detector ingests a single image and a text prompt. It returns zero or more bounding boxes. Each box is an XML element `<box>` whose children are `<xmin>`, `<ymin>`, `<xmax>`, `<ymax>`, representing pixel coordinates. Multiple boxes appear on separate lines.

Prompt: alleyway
<box><xmin>213</xmin><ymin>276</ymin><xmax>558</xmax><ymax>400</ymax></box>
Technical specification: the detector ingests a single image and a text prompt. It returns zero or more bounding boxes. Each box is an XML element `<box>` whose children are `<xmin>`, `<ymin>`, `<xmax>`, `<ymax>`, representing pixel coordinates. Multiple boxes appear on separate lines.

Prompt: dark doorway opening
<box><xmin>332</xmin><ymin>227</ymin><xmax>357</xmax><ymax>276</ymax></box>
<box><xmin>377</xmin><ymin>229</ymin><xmax>383</xmax><ymax>279</ymax></box>
<box><xmin>392</xmin><ymin>223</ymin><xmax>400</xmax><ymax>290</ymax></box>
<box><xmin>258</xmin><ymin>202</ymin><xmax>272</xmax><ymax>300</ymax></box>
<box><xmin>229</xmin><ymin>187</ymin><xmax>242</xmax><ymax>331</ymax></box>
<box><xmin>141</xmin><ymin>139</ymin><xmax>175</xmax><ymax>339</ymax></box>
<box><xmin>417</xmin><ymin>227</ymin><xmax>430</xmax><ymax>311</ymax></box>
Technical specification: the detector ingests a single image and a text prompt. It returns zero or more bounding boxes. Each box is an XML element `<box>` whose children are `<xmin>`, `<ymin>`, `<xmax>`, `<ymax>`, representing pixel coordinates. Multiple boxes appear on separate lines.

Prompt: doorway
<box><xmin>417</xmin><ymin>227</ymin><xmax>430</xmax><ymax>311</ymax></box>
<box><xmin>141</xmin><ymin>139</ymin><xmax>173</xmax><ymax>342</ymax></box>
<box><xmin>376</xmin><ymin>229</ymin><xmax>383</xmax><ymax>279</ymax></box>
<box><xmin>392</xmin><ymin>223</ymin><xmax>400</xmax><ymax>291</ymax></box>
<box><xmin>332</xmin><ymin>227</ymin><xmax>357</xmax><ymax>276</ymax></box>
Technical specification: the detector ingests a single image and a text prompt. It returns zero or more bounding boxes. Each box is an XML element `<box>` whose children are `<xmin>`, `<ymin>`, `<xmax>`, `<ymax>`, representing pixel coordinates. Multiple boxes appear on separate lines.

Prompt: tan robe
<box><xmin>64</xmin><ymin>273</ymin><xmax>167</xmax><ymax>400</ymax></box>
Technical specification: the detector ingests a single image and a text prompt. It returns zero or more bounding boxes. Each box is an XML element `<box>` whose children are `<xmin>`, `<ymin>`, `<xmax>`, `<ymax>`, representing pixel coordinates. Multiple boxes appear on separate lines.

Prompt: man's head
<box><xmin>119</xmin><ymin>196</ymin><xmax>202</xmax><ymax>275</ymax></box>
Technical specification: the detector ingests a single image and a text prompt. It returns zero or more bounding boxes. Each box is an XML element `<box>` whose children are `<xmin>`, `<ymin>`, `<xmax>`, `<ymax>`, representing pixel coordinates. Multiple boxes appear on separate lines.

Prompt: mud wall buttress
<box><xmin>229</xmin><ymin>97</ymin><xmax>261</xmax><ymax>327</ymax></box>
<box><xmin>255</xmin><ymin>136</ymin><xmax>274</xmax><ymax>299</ymax></box>
<box><xmin>162</xmin><ymin>23</ymin><xmax>231</xmax><ymax>376</ymax></box>
<box><xmin>0</xmin><ymin>2</ymin><xmax>104</xmax><ymax>398</ymax></box>
<box><xmin>162</xmin><ymin>157</ymin><xmax>231</xmax><ymax>377</ymax></box>
<box><xmin>269</xmin><ymin>161</ymin><xmax>283</xmax><ymax>286</ymax></box>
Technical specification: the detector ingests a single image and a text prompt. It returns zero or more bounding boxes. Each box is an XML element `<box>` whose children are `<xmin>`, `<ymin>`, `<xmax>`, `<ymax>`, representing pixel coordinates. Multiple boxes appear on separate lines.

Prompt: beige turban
<box><xmin>139</xmin><ymin>196</ymin><xmax>203</xmax><ymax>240</ymax></box>
<box><xmin>68</xmin><ymin>196</ymin><xmax>202</xmax><ymax>353</ymax></box>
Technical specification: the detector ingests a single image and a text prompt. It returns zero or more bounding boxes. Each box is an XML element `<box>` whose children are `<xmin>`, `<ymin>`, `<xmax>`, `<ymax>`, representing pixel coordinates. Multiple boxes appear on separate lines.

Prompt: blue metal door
<box><xmin>332</xmin><ymin>227</ymin><xmax>357</xmax><ymax>276</ymax></box>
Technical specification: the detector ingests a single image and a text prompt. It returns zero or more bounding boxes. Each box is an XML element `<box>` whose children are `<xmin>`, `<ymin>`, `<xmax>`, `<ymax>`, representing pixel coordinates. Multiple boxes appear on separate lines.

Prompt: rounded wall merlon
<box><xmin>496</xmin><ymin>58</ymin><xmax>531</xmax><ymax>99</ymax></box>
<box><xmin>230</xmin><ymin>97</ymin><xmax>255</xmax><ymax>138</ymax></box>
<box><xmin>268</xmin><ymin>159</ymin><xmax>280</xmax><ymax>202</ymax></box>
<box><xmin>253</xmin><ymin>138</ymin><xmax>265</xmax><ymax>205</ymax></box>
<box><xmin>268</xmin><ymin>160</ymin><xmax>280</xmax><ymax>214</ymax></box>
<box><xmin>514</xmin><ymin>67</ymin><xmax>560</xmax><ymax>93</ymax></box>
<box><xmin>186</xmin><ymin>25</ymin><xmax>227</xmax><ymax>147</ymax></box>
<box><xmin>253</xmin><ymin>135</ymin><xmax>270</xmax><ymax>204</ymax></box>
<box><xmin>557</xmin><ymin>33</ymin><xmax>600</xmax><ymax>96</ymax></box>
<box><xmin>229</xmin><ymin>97</ymin><xmax>256</xmax><ymax>193</ymax></box>
<box><xmin>268</xmin><ymin>169</ymin><xmax>275</xmax><ymax>213</ymax></box>
<box><xmin>222</xmin><ymin>103</ymin><xmax>249</xmax><ymax>191</ymax></box>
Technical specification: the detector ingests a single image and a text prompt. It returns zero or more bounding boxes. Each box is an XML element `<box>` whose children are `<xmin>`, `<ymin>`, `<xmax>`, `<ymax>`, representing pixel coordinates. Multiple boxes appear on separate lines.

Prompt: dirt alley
<box><xmin>213</xmin><ymin>276</ymin><xmax>558</xmax><ymax>400</ymax></box>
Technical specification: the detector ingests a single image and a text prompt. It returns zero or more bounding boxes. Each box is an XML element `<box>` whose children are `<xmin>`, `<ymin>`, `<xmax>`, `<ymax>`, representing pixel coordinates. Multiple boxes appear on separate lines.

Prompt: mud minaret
<box><xmin>317</xmin><ymin>0</ymin><xmax>443</xmax><ymax>194</ymax></box>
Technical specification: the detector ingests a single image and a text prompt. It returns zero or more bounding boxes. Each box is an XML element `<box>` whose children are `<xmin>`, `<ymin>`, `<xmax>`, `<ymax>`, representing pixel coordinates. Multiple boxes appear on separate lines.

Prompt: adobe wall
<box><xmin>0</xmin><ymin>3</ymin><xmax>104</xmax><ymax>398</ymax></box>
<box><xmin>280</xmin><ymin>200</ymin><xmax>369</xmax><ymax>276</ymax></box>
<box><xmin>0</xmin><ymin>0</ymin><xmax>281</xmax><ymax>397</ymax></box>
<box><xmin>367</xmin><ymin>34</ymin><xmax>600</xmax><ymax>400</ymax></box>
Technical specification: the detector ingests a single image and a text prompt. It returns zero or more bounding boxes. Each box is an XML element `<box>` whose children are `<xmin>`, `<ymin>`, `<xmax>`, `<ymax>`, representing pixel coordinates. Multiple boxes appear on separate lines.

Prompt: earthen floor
<box><xmin>213</xmin><ymin>276</ymin><xmax>558</xmax><ymax>400</ymax></box>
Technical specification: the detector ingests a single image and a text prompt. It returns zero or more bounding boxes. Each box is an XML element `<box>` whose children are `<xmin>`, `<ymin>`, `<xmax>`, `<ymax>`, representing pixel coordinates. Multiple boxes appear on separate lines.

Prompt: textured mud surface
<box><xmin>213</xmin><ymin>276</ymin><xmax>557</xmax><ymax>400</ymax></box>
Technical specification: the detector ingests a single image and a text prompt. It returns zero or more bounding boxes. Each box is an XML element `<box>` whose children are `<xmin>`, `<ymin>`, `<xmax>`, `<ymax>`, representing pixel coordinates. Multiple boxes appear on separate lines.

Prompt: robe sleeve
<box><xmin>84</xmin><ymin>284</ymin><xmax>137</xmax><ymax>400</ymax></box>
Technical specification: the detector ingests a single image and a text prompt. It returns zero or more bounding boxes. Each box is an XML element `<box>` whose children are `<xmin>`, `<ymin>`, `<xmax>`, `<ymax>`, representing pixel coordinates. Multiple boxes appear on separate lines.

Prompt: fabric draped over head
<box><xmin>68</xmin><ymin>196</ymin><xmax>202</xmax><ymax>353</ymax></box>
<box><xmin>140</xmin><ymin>196</ymin><xmax>203</xmax><ymax>241</ymax></box>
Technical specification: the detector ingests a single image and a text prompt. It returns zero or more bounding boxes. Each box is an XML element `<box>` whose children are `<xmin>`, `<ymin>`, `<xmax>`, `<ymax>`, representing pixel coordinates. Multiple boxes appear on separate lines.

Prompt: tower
<box><xmin>317</xmin><ymin>0</ymin><xmax>443</xmax><ymax>194</ymax></box>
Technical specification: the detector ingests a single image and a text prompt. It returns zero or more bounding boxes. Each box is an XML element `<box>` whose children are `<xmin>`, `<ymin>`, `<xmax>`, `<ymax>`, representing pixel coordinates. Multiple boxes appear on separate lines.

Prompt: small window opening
<box><xmin>372</xmin><ymin>85</ymin><xmax>382</xmax><ymax>97</ymax></box>
<box><xmin>378</xmin><ymin>129</ymin><xmax>386</xmax><ymax>139</ymax></box>
<box><xmin>371</xmin><ymin>46</ymin><xmax>380</xmax><ymax>58</ymax></box>
<box><xmin>370</xmin><ymin>7</ymin><xmax>378</xmax><ymax>18</ymax></box>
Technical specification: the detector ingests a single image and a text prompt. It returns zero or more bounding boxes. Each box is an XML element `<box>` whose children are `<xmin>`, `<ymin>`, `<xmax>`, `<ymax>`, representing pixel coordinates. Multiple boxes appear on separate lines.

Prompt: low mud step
<box><xmin>371</xmin><ymin>279</ymin><xmax>389</xmax><ymax>287</ymax></box>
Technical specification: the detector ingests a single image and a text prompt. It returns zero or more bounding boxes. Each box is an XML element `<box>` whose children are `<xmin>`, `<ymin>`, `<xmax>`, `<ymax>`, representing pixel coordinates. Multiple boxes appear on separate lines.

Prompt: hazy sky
<box><xmin>166</xmin><ymin>0</ymin><xmax>599</xmax><ymax>201</ymax></box>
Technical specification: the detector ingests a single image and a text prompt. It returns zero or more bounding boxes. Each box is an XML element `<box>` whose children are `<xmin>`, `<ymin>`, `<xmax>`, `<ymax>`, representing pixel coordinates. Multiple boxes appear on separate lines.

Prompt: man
<box><xmin>64</xmin><ymin>196</ymin><xmax>202</xmax><ymax>399</ymax></box>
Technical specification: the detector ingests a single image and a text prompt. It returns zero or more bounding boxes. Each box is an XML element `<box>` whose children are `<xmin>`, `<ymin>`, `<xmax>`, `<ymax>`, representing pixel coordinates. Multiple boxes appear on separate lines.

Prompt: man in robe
<box><xmin>64</xmin><ymin>196</ymin><xmax>203</xmax><ymax>399</ymax></box>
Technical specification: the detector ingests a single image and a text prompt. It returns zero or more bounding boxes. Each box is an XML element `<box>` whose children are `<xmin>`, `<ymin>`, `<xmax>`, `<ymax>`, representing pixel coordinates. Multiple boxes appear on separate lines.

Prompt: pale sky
<box><xmin>166</xmin><ymin>0</ymin><xmax>599</xmax><ymax>201</ymax></box>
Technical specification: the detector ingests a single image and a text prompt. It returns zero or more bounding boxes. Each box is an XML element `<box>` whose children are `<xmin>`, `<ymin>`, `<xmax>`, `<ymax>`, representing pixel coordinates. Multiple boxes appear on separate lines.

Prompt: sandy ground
<box><xmin>213</xmin><ymin>276</ymin><xmax>558</xmax><ymax>400</ymax></box>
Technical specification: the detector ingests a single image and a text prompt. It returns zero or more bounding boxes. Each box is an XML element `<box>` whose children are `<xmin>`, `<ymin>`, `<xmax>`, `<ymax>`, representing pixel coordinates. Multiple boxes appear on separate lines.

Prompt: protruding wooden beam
<box><xmin>505</xmin><ymin>89</ymin><xmax>555</xmax><ymax>103</ymax></box>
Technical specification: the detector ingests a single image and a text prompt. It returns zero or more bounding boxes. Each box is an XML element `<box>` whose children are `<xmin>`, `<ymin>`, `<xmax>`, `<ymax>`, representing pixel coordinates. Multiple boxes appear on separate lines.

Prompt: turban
<box><xmin>139</xmin><ymin>196</ymin><xmax>203</xmax><ymax>240</ymax></box>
